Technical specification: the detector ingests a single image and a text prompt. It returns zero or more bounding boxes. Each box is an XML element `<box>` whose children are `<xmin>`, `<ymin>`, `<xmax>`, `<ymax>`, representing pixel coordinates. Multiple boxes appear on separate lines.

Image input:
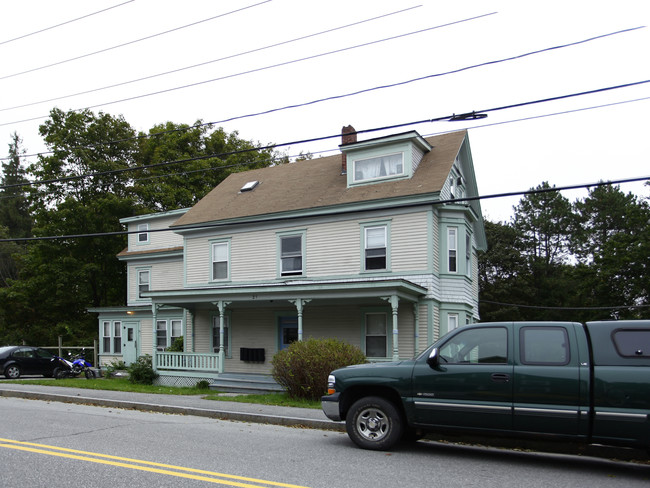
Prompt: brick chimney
<box><xmin>340</xmin><ymin>125</ymin><xmax>356</xmax><ymax>175</ymax></box>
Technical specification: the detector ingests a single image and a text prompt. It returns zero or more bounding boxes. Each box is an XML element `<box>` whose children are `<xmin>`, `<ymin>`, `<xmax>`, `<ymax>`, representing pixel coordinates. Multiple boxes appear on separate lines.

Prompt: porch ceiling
<box><xmin>144</xmin><ymin>278</ymin><xmax>427</xmax><ymax>310</ymax></box>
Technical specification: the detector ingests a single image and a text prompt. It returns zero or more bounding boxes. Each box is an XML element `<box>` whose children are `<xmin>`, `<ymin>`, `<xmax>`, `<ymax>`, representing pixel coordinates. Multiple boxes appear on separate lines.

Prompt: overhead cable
<box><xmin>0</xmin><ymin>5</ymin><xmax>423</xmax><ymax>113</ymax></box>
<box><xmin>2</xmin><ymin>78</ymin><xmax>650</xmax><ymax>190</ymax></box>
<box><xmin>0</xmin><ymin>0</ymin><xmax>135</xmax><ymax>47</ymax></box>
<box><xmin>0</xmin><ymin>0</ymin><xmax>272</xmax><ymax>81</ymax></box>
<box><xmin>1</xmin><ymin>176</ymin><xmax>647</xmax><ymax>242</ymax></box>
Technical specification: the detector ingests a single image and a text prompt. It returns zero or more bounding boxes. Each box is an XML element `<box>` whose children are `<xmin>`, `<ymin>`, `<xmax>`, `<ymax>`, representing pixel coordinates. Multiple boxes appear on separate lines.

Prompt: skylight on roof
<box><xmin>240</xmin><ymin>181</ymin><xmax>259</xmax><ymax>192</ymax></box>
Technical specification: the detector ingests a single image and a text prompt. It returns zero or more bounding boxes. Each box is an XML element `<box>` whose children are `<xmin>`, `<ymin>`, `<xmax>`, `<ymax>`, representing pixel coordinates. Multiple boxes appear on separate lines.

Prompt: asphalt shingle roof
<box><xmin>171</xmin><ymin>130</ymin><xmax>467</xmax><ymax>228</ymax></box>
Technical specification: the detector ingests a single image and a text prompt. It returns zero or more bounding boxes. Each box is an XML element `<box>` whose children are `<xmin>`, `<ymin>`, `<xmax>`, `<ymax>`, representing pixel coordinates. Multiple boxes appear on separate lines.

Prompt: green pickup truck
<box><xmin>321</xmin><ymin>320</ymin><xmax>650</xmax><ymax>451</ymax></box>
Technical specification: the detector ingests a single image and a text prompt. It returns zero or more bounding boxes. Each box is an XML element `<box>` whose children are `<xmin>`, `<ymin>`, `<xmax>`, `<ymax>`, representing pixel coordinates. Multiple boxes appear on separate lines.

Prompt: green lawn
<box><xmin>6</xmin><ymin>378</ymin><xmax>321</xmax><ymax>409</ymax></box>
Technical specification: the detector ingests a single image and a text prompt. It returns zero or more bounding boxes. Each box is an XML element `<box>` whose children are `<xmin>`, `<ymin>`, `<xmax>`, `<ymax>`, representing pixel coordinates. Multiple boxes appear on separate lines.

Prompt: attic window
<box><xmin>353</xmin><ymin>153</ymin><xmax>403</xmax><ymax>183</ymax></box>
<box><xmin>240</xmin><ymin>181</ymin><xmax>259</xmax><ymax>192</ymax></box>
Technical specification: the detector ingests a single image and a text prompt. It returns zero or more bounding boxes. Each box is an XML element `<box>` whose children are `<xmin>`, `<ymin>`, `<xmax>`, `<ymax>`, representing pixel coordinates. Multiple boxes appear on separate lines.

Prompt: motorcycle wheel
<box><xmin>84</xmin><ymin>369</ymin><xmax>94</xmax><ymax>379</ymax></box>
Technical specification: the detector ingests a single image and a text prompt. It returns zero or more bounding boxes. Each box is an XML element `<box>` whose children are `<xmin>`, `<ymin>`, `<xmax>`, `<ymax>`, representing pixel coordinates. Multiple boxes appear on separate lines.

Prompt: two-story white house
<box><xmin>92</xmin><ymin>127</ymin><xmax>486</xmax><ymax>386</ymax></box>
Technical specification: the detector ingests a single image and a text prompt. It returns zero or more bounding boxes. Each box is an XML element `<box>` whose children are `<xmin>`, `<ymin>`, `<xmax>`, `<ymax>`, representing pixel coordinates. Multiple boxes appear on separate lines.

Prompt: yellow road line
<box><xmin>0</xmin><ymin>437</ymin><xmax>310</xmax><ymax>488</ymax></box>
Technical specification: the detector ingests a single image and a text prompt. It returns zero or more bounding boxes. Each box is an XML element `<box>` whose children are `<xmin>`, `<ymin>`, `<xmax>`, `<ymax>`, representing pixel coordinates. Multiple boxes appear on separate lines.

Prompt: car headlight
<box><xmin>327</xmin><ymin>374</ymin><xmax>336</xmax><ymax>395</ymax></box>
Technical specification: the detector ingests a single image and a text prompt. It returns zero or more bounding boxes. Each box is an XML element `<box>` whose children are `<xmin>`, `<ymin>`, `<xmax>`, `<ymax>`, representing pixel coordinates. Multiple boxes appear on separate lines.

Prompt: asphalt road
<box><xmin>1</xmin><ymin>396</ymin><xmax>649</xmax><ymax>488</ymax></box>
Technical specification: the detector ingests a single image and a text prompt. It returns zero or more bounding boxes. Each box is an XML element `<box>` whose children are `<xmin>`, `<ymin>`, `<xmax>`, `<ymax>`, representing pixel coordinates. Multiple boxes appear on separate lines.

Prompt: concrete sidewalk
<box><xmin>0</xmin><ymin>383</ymin><xmax>344</xmax><ymax>432</ymax></box>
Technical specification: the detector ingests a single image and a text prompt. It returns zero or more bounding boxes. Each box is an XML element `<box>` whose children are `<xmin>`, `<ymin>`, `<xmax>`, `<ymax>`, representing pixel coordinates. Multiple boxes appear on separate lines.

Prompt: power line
<box><xmin>480</xmin><ymin>299</ymin><xmax>650</xmax><ymax>311</ymax></box>
<box><xmin>1</xmin><ymin>25</ymin><xmax>643</xmax><ymax>158</ymax></box>
<box><xmin>2</xmin><ymin>78</ymin><xmax>650</xmax><ymax>191</ymax></box>
<box><xmin>0</xmin><ymin>0</ymin><xmax>272</xmax><ymax>81</ymax></box>
<box><xmin>0</xmin><ymin>11</ymin><xmax>498</xmax><ymax>128</ymax></box>
<box><xmin>1</xmin><ymin>175</ymin><xmax>647</xmax><ymax>242</ymax></box>
<box><xmin>0</xmin><ymin>5</ymin><xmax>422</xmax><ymax>113</ymax></box>
<box><xmin>0</xmin><ymin>0</ymin><xmax>135</xmax><ymax>47</ymax></box>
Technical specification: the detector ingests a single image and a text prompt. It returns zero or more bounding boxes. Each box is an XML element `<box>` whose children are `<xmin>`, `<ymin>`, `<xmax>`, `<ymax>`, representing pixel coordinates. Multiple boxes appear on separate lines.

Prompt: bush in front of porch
<box><xmin>271</xmin><ymin>338</ymin><xmax>366</xmax><ymax>401</ymax></box>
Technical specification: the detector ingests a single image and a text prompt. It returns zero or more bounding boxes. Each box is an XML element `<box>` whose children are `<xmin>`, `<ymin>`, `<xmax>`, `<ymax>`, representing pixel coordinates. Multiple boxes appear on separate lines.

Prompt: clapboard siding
<box><xmin>306</xmin><ymin>220</ymin><xmax>359</xmax><ymax>277</ymax></box>
<box><xmin>127</xmin><ymin>215</ymin><xmax>184</xmax><ymax>251</ymax></box>
<box><xmin>391</xmin><ymin>211</ymin><xmax>428</xmax><ymax>272</ymax></box>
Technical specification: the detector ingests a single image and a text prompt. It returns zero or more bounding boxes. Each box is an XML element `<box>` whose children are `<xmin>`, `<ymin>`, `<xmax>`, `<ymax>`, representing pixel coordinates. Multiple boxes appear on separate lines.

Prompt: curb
<box><xmin>0</xmin><ymin>389</ymin><xmax>345</xmax><ymax>432</ymax></box>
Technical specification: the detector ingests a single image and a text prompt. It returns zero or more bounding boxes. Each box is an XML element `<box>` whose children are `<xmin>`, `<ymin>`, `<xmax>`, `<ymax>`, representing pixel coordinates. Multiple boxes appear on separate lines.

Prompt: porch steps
<box><xmin>209</xmin><ymin>373</ymin><xmax>284</xmax><ymax>395</ymax></box>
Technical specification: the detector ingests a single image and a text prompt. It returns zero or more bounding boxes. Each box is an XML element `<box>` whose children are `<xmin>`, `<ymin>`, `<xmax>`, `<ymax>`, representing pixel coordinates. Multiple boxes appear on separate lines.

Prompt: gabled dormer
<box><xmin>339</xmin><ymin>127</ymin><xmax>432</xmax><ymax>188</ymax></box>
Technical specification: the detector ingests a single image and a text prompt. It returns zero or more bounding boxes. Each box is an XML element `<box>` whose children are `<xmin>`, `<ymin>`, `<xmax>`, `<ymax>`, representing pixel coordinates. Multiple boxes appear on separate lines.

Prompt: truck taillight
<box><xmin>327</xmin><ymin>374</ymin><xmax>336</xmax><ymax>395</ymax></box>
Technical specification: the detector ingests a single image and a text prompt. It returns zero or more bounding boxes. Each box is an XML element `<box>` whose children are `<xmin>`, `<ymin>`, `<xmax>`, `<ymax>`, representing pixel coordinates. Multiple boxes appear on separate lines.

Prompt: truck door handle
<box><xmin>491</xmin><ymin>373</ymin><xmax>510</xmax><ymax>383</ymax></box>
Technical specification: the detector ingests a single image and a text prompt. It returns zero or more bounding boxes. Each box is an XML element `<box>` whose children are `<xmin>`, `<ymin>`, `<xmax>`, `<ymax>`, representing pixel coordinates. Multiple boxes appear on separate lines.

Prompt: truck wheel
<box><xmin>346</xmin><ymin>396</ymin><xmax>403</xmax><ymax>451</ymax></box>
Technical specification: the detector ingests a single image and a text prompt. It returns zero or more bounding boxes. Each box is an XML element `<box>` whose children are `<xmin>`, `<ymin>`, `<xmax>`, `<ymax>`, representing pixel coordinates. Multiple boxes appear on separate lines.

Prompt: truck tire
<box><xmin>346</xmin><ymin>396</ymin><xmax>403</xmax><ymax>451</ymax></box>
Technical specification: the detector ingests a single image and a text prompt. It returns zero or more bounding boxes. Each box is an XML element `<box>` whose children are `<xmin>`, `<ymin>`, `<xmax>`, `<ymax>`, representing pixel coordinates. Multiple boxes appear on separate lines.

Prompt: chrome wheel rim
<box><xmin>356</xmin><ymin>407</ymin><xmax>389</xmax><ymax>442</ymax></box>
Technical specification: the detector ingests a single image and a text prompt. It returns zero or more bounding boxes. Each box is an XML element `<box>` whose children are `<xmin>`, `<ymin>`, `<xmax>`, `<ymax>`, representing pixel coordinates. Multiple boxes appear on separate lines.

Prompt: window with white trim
<box><xmin>465</xmin><ymin>233</ymin><xmax>471</xmax><ymax>277</ymax></box>
<box><xmin>365</xmin><ymin>313</ymin><xmax>388</xmax><ymax>357</ymax></box>
<box><xmin>354</xmin><ymin>153</ymin><xmax>403</xmax><ymax>183</ymax></box>
<box><xmin>364</xmin><ymin>225</ymin><xmax>387</xmax><ymax>271</ymax></box>
<box><xmin>448</xmin><ymin>228</ymin><xmax>458</xmax><ymax>273</ymax></box>
<box><xmin>102</xmin><ymin>321</ymin><xmax>111</xmax><ymax>353</ymax></box>
<box><xmin>212</xmin><ymin>315</ymin><xmax>231</xmax><ymax>356</ymax></box>
<box><xmin>280</xmin><ymin>234</ymin><xmax>303</xmax><ymax>276</ymax></box>
<box><xmin>137</xmin><ymin>269</ymin><xmax>150</xmax><ymax>299</ymax></box>
<box><xmin>113</xmin><ymin>321</ymin><xmax>122</xmax><ymax>354</ymax></box>
<box><xmin>171</xmin><ymin>319</ymin><xmax>182</xmax><ymax>343</ymax></box>
<box><xmin>211</xmin><ymin>241</ymin><xmax>229</xmax><ymax>280</ymax></box>
<box><xmin>448</xmin><ymin>313</ymin><xmax>459</xmax><ymax>332</ymax></box>
<box><xmin>156</xmin><ymin>320</ymin><xmax>167</xmax><ymax>351</ymax></box>
<box><xmin>137</xmin><ymin>223</ymin><xmax>149</xmax><ymax>244</ymax></box>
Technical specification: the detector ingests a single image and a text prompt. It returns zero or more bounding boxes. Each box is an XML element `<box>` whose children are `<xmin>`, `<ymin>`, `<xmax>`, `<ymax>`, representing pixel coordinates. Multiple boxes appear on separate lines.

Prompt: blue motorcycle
<box><xmin>52</xmin><ymin>350</ymin><xmax>94</xmax><ymax>379</ymax></box>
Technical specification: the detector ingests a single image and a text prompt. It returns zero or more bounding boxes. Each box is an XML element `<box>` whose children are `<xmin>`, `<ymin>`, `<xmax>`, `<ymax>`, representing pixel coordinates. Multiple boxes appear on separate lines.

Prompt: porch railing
<box><xmin>155</xmin><ymin>352</ymin><xmax>220</xmax><ymax>372</ymax></box>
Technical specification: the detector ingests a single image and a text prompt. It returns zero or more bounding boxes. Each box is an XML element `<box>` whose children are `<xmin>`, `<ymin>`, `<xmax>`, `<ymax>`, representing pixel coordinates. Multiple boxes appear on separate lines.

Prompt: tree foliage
<box><xmin>480</xmin><ymin>183</ymin><xmax>649</xmax><ymax>322</ymax></box>
<box><xmin>0</xmin><ymin>109</ymin><xmax>278</xmax><ymax>346</ymax></box>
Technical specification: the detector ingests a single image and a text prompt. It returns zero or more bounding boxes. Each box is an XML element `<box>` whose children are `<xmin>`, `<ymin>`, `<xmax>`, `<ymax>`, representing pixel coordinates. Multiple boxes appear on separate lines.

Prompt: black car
<box><xmin>0</xmin><ymin>346</ymin><xmax>57</xmax><ymax>379</ymax></box>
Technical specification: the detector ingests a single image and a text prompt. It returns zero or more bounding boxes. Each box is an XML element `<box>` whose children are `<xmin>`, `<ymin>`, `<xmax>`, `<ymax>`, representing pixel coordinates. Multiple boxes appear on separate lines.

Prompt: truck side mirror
<box><xmin>427</xmin><ymin>348</ymin><xmax>440</xmax><ymax>368</ymax></box>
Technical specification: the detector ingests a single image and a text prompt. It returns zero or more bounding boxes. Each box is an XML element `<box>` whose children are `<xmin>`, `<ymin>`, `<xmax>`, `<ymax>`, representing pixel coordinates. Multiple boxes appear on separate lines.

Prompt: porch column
<box><xmin>151</xmin><ymin>303</ymin><xmax>162</xmax><ymax>372</ymax></box>
<box><xmin>186</xmin><ymin>309</ymin><xmax>195</xmax><ymax>353</ymax></box>
<box><xmin>289</xmin><ymin>299</ymin><xmax>311</xmax><ymax>341</ymax></box>
<box><xmin>215</xmin><ymin>301</ymin><xmax>230</xmax><ymax>372</ymax></box>
<box><xmin>382</xmin><ymin>295</ymin><xmax>400</xmax><ymax>361</ymax></box>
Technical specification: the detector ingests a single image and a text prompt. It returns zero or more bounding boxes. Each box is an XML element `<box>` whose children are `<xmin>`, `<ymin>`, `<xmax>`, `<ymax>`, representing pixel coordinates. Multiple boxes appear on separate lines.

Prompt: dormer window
<box><xmin>341</xmin><ymin>130</ymin><xmax>431</xmax><ymax>188</ymax></box>
<box><xmin>353</xmin><ymin>153</ymin><xmax>404</xmax><ymax>183</ymax></box>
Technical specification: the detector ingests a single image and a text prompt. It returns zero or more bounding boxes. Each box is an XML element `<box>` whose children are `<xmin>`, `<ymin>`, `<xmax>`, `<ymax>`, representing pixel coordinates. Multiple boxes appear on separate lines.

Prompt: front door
<box><xmin>122</xmin><ymin>322</ymin><xmax>138</xmax><ymax>365</ymax></box>
<box><xmin>411</xmin><ymin>325</ymin><xmax>514</xmax><ymax>431</ymax></box>
<box><xmin>278</xmin><ymin>316</ymin><xmax>298</xmax><ymax>350</ymax></box>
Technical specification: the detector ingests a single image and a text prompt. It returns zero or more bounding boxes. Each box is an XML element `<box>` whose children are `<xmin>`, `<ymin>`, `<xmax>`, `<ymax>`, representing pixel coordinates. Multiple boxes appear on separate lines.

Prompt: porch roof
<box><xmin>143</xmin><ymin>278</ymin><xmax>427</xmax><ymax>309</ymax></box>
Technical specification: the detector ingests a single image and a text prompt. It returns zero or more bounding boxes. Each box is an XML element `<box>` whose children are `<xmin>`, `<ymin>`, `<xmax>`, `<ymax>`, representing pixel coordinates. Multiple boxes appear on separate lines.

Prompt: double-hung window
<box><xmin>137</xmin><ymin>269</ymin><xmax>150</xmax><ymax>299</ymax></box>
<box><xmin>212</xmin><ymin>241</ymin><xmax>229</xmax><ymax>281</ymax></box>
<box><xmin>113</xmin><ymin>322</ymin><xmax>122</xmax><ymax>354</ymax></box>
<box><xmin>465</xmin><ymin>233</ymin><xmax>471</xmax><ymax>277</ymax></box>
<box><xmin>365</xmin><ymin>313</ymin><xmax>388</xmax><ymax>357</ymax></box>
<box><xmin>448</xmin><ymin>228</ymin><xmax>458</xmax><ymax>273</ymax></box>
<box><xmin>364</xmin><ymin>226</ymin><xmax>387</xmax><ymax>271</ymax></box>
<box><xmin>280</xmin><ymin>234</ymin><xmax>303</xmax><ymax>276</ymax></box>
<box><xmin>171</xmin><ymin>319</ymin><xmax>182</xmax><ymax>344</ymax></box>
<box><xmin>102</xmin><ymin>321</ymin><xmax>111</xmax><ymax>353</ymax></box>
<box><xmin>137</xmin><ymin>223</ymin><xmax>149</xmax><ymax>244</ymax></box>
<box><xmin>156</xmin><ymin>320</ymin><xmax>167</xmax><ymax>351</ymax></box>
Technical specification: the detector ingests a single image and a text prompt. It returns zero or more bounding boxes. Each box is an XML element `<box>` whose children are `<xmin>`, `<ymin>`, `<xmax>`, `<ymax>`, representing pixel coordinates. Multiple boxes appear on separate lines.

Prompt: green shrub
<box><xmin>271</xmin><ymin>338</ymin><xmax>366</xmax><ymax>401</ymax></box>
<box><xmin>127</xmin><ymin>355</ymin><xmax>158</xmax><ymax>385</ymax></box>
<box><xmin>195</xmin><ymin>380</ymin><xmax>210</xmax><ymax>390</ymax></box>
<box><xmin>167</xmin><ymin>336</ymin><xmax>184</xmax><ymax>352</ymax></box>
<box><xmin>103</xmin><ymin>359</ymin><xmax>127</xmax><ymax>379</ymax></box>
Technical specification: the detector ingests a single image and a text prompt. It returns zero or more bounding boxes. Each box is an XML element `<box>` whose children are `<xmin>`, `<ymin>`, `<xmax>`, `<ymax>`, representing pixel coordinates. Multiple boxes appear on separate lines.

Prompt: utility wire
<box><xmin>1</xmin><ymin>24</ymin><xmax>643</xmax><ymax>157</ymax></box>
<box><xmin>1</xmin><ymin>176</ymin><xmax>647</xmax><ymax>242</ymax></box>
<box><xmin>0</xmin><ymin>1</ymin><xmax>135</xmax><ymax>47</ymax></box>
<box><xmin>2</xmin><ymin>78</ymin><xmax>650</xmax><ymax>191</ymax></box>
<box><xmin>0</xmin><ymin>5</ymin><xmax>422</xmax><ymax>113</ymax></box>
<box><xmin>3</xmin><ymin>92</ymin><xmax>649</xmax><ymax>201</ymax></box>
<box><xmin>0</xmin><ymin>0</ymin><xmax>272</xmax><ymax>81</ymax></box>
<box><xmin>0</xmin><ymin>11</ymin><xmax>498</xmax><ymax>128</ymax></box>
<box><xmin>480</xmin><ymin>300</ymin><xmax>650</xmax><ymax>311</ymax></box>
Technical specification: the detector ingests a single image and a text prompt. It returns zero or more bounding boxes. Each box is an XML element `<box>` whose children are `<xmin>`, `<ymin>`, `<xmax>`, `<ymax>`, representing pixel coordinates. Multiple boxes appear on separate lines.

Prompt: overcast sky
<box><xmin>1</xmin><ymin>0</ymin><xmax>648</xmax><ymax>222</ymax></box>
